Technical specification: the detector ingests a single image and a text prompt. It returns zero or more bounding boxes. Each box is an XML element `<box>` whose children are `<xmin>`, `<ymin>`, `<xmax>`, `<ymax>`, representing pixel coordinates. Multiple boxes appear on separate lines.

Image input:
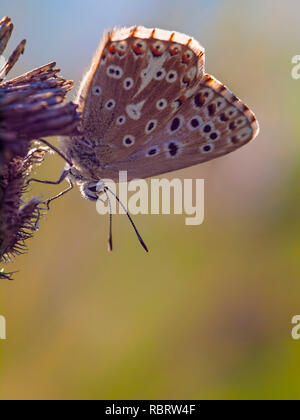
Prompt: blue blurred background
<box><xmin>0</xmin><ymin>0</ymin><xmax>300</xmax><ymax>400</ymax></box>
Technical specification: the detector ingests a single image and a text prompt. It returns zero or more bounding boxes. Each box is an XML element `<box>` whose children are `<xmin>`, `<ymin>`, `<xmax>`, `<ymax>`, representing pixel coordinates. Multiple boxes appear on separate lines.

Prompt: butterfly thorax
<box><xmin>62</xmin><ymin>134</ymin><xmax>133</xmax><ymax>183</ymax></box>
<box><xmin>61</xmin><ymin>134</ymin><xmax>112</xmax><ymax>178</ymax></box>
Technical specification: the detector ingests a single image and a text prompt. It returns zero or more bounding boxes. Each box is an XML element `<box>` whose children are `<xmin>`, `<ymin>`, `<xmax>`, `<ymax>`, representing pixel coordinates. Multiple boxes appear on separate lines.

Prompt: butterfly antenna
<box><xmin>105</xmin><ymin>187</ymin><xmax>149</xmax><ymax>253</ymax></box>
<box><xmin>38</xmin><ymin>138</ymin><xmax>73</xmax><ymax>167</ymax></box>
<box><xmin>104</xmin><ymin>189</ymin><xmax>113</xmax><ymax>252</ymax></box>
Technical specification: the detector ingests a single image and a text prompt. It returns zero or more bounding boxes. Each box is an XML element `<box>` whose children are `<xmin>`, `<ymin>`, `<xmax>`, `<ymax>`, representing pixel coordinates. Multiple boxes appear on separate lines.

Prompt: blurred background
<box><xmin>0</xmin><ymin>0</ymin><xmax>300</xmax><ymax>400</ymax></box>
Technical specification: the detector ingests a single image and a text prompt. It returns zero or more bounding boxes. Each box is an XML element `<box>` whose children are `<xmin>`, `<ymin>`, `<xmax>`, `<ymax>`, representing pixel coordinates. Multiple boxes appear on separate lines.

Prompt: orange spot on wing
<box><xmin>179</xmin><ymin>95</ymin><xmax>187</xmax><ymax>104</ymax></box>
<box><xmin>150</xmin><ymin>29</ymin><xmax>156</xmax><ymax>39</ymax></box>
<box><xmin>182</xmin><ymin>52</ymin><xmax>193</xmax><ymax>64</ymax></box>
<box><xmin>108</xmin><ymin>45</ymin><xmax>117</xmax><ymax>54</ymax></box>
<box><xmin>169</xmin><ymin>46</ymin><xmax>179</xmax><ymax>56</ymax></box>
<box><xmin>132</xmin><ymin>44</ymin><xmax>143</xmax><ymax>55</ymax></box>
<box><xmin>183</xmin><ymin>75</ymin><xmax>191</xmax><ymax>85</ymax></box>
<box><xmin>151</xmin><ymin>45</ymin><xmax>163</xmax><ymax>56</ymax></box>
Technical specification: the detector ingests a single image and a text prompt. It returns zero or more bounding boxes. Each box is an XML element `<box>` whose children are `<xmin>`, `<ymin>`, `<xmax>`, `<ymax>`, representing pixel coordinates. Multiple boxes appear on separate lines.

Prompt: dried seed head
<box><xmin>0</xmin><ymin>15</ymin><xmax>80</xmax><ymax>278</ymax></box>
<box><xmin>0</xmin><ymin>149</ymin><xmax>47</xmax><ymax>263</ymax></box>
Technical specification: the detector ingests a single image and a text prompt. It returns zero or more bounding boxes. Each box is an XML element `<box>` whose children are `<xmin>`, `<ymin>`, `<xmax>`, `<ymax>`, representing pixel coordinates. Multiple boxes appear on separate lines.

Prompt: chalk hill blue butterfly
<box><xmin>32</xmin><ymin>27</ymin><xmax>260</xmax><ymax>251</ymax></box>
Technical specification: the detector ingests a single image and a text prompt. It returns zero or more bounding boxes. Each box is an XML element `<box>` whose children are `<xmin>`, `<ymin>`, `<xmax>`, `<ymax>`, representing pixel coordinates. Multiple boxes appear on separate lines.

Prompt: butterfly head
<box><xmin>66</xmin><ymin>166</ymin><xmax>105</xmax><ymax>201</ymax></box>
<box><xmin>80</xmin><ymin>180</ymin><xmax>106</xmax><ymax>201</ymax></box>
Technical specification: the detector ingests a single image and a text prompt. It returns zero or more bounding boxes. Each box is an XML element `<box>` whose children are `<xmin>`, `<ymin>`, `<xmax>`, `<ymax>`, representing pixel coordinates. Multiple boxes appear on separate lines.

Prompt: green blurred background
<box><xmin>0</xmin><ymin>0</ymin><xmax>300</xmax><ymax>400</ymax></box>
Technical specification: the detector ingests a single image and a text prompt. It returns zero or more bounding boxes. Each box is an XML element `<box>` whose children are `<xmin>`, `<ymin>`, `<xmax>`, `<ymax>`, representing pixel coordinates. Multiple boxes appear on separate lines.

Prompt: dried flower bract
<box><xmin>0</xmin><ymin>16</ymin><xmax>80</xmax><ymax>279</ymax></box>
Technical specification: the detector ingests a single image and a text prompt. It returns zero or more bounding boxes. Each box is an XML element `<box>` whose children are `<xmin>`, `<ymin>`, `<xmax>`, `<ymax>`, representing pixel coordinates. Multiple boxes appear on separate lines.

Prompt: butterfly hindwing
<box><xmin>108</xmin><ymin>74</ymin><xmax>259</xmax><ymax>180</ymax></box>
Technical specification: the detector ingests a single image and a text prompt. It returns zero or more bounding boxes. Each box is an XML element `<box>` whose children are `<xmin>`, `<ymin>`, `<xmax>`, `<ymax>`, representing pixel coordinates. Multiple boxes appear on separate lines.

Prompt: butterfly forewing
<box><xmin>64</xmin><ymin>26</ymin><xmax>259</xmax><ymax>181</ymax></box>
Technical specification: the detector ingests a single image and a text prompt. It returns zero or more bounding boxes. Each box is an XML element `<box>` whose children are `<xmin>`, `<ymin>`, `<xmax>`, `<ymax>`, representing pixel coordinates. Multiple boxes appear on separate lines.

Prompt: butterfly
<box><xmin>32</xmin><ymin>26</ymin><xmax>259</xmax><ymax>252</ymax></box>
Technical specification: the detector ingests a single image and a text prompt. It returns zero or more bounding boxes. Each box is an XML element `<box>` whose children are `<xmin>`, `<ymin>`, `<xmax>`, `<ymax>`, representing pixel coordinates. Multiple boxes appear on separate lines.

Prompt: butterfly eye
<box><xmin>201</xmin><ymin>143</ymin><xmax>214</xmax><ymax>154</ymax></box>
<box><xmin>166</xmin><ymin>70</ymin><xmax>178</xmax><ymax>83</ymax></box>
<box><xmin>156</xmin><ymin>99</ymin><xmax>168</xmax><ymax>111</ymax></box>
<box><xmin>154</xmin><ymin>69</ymin><xmax>166</xmax><ymax>81</ymax></box>
<box><xmin>123</xmin><ymin>135</ymin><xmax>135</xmax><ymax>147</ymax></box>
<box><xmin>105</xmin><ymin>99</ymin><xmax>116</xmax><ymax>110</ymax></box>
<box><xmin>92</xmin><ymin>86</ymin><xmax>102</xmax><ymax>96</ymax></box>
<box><xmin>123</xmin><ymin>77</ymin><xmax>134</xmax><ymax>90</ymax></box>
<box><xmin>88</xmin><ymin>185</ymin><xmax>98</xmax><ymax>193</ymax></box>
<box><xmin>82</xmin><ymin>182</ymin><xmax>104</xmax><ymax>201</ymax></box>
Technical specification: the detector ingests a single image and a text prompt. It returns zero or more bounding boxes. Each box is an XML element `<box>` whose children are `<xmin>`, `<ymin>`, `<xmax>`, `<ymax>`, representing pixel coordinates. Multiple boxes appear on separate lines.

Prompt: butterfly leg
<box><xmin>27</xmin><ymin>168</ymin><xmax>70</xmax><ymax>187</ymax></box>
<box><xmin>44</xmin><ymin>179</ymin><xmax>74</xmax><ymax>210</ymax></box>
<box><xmin>27</xmin><ymin>169</ymin><xmax>73</xmax><ymax>209</ymax></box>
